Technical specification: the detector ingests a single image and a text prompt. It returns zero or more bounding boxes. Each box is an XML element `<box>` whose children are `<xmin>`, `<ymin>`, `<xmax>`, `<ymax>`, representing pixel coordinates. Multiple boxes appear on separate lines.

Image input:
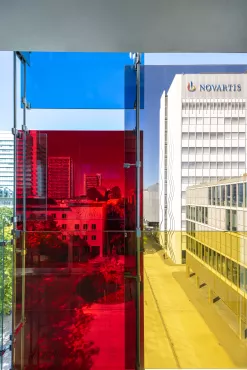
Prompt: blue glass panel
<box><xmin>23</xmin><ymin>52</ymin><xmax>144</xmax><ymax>109</ymax></box>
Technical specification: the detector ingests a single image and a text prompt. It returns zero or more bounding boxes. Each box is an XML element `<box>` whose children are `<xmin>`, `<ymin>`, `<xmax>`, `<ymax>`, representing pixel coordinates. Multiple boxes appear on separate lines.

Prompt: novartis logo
<box><xmin>187</xmin><ymin>81</ymin><xmax>241</xmax><ymax>92</ymax></box>
<box><xmin>187</xmin><ymin>81</ymin><xmax>196</xmax><ymax>92</ymax></box>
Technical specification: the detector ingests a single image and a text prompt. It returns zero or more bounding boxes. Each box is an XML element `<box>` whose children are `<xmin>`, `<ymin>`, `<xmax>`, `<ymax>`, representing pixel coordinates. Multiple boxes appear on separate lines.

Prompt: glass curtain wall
<box><xmin>2</xmin><ymin>52</ymin><xmax>247</xmax><ymax>370</ymax></box>
<box><xmin>7</xmin><ymin>52</ymin><xmax>144</xmax><ymax>370</ymax></box>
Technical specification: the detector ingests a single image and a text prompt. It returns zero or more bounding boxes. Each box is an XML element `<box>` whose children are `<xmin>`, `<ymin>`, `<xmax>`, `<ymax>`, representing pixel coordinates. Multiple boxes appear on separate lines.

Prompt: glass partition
<box><xmin>2</xmin><ymin>51</ymin><xmax>247</xmax><ymax>370</ymax></box>
<box><xmin>0</xmin><ymin>52</ymin><xmax>142</xmax><ymax>370</ymax></box>
<box><xmin>23</xmin><ymin>53</ymin><xmax>144</xmax><ymax>110</ymax></box>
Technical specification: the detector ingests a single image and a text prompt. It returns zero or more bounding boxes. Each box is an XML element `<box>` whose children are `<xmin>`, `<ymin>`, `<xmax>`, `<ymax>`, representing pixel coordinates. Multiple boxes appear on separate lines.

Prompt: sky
<box><xmin>1</xmin><ymin>52</ymin><xmax>247</xmax><ymax>187</ymax></box>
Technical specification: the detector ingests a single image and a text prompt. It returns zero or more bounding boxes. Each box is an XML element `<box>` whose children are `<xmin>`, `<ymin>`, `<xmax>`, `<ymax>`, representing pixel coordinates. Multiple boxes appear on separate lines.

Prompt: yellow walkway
<box><xmin>144</xmin><ymin>247</ymin><xmax>239</xmax><ymax>369</ymax></box>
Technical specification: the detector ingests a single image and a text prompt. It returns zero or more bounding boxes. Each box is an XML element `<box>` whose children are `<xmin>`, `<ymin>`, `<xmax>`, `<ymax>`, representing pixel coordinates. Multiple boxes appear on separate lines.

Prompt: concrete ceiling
<box><xmin>0</xmin><ymin>0</ymin><xmax>247</xmax><ymax>53</ymax></box>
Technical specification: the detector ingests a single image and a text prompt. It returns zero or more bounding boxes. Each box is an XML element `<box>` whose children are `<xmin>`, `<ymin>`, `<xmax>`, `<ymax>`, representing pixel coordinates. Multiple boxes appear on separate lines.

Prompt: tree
<box><xmin>26</xmin><ymin>214</ymin><xmax>63</xmax><ymax>265</ymax></box>
<box><xmin>0</xmin><ymin>207</ymin><xmax>13</xmax><ymax>315</ymax></box>
<box><xmin>106</xmin><ymin>197</ymin><xmax>125</xmax><ymax>255</ymax></box>
<box><xmin>110</xmin><ymin>186</ymin><xmax>121</xmax><ymax>199</ymax></box>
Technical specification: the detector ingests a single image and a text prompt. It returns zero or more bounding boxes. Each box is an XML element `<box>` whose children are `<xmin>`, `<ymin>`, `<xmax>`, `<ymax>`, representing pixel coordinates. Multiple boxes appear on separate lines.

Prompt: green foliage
<box><xmin>0</xmin><ymin>207</ymin><xmax>13</xmax><ymax>315</ymax></box>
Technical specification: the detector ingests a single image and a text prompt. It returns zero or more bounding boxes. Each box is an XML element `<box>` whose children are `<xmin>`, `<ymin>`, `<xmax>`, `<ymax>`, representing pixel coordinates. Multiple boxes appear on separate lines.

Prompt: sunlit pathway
<box><xmin>144</xmin><ymin>237</ymin><xmax>238</xmax><ymax>369</ymax></box>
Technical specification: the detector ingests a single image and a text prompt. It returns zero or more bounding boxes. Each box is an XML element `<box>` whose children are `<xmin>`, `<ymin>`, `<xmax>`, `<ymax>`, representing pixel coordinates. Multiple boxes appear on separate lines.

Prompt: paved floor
<box><xmin>1</xmin><ymin>315</ymin><xmax>11</xmax><ymax>370</ymax></box>
<box><xmin>144</xmin><ymin>236</ymin><xmax>247</xmax><ymax>369</ymax></box>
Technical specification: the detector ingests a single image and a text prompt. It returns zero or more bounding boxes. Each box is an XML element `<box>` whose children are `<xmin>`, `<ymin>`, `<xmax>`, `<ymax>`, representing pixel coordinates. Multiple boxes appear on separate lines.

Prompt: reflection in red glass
<box><xmin>14</xmin><ymin>131</ymin><xmax>143</xmax><ymax>369</ymax></box>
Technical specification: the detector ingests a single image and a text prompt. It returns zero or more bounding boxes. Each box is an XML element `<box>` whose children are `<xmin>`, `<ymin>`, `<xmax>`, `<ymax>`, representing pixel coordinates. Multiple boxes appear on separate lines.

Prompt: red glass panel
<box><xmin>14</xmin><ymin>130</ymin><xmax>143</xmax><ymax>369</ymax></box>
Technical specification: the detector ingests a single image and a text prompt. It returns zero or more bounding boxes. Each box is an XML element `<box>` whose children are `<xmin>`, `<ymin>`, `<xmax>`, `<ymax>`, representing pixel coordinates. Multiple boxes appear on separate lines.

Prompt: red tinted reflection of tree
<box><xmin>26</xmin><ymin>214</ymin><xmax>63</xmax><ymax>267</ymax></box>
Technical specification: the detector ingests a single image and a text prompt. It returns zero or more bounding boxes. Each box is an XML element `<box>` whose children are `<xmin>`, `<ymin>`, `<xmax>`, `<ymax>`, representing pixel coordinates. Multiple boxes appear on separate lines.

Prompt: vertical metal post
<box><xmin>11</xmin><ymin>51</ymin><xmax>17</xmax><ymax>368</ymax></box>
<box><xmin>21</xmin><ymin>60</ymin><xmax>27</xmax><ymax>370</ymax></box>
<box><xmin>135</xmin><ymin>53</ymin><xmax>142</xmax><ymax>370</ymax></box>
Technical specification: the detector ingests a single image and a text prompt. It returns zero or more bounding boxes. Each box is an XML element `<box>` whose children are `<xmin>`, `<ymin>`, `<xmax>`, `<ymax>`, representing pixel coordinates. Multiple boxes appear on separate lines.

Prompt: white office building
<box><xmin>159</xmin><ymin>73</ymin><xmax>247</xmax><ymax>264</ymax></box>
<box><xmin>0</xmin><ymin>131</ymin><xmax>14</xmax><ymax>206</ymax></box>
<box><xmin>143</xmin><ymin>183</ymin><xmax>159</xmax><ymax>226</ymax></box>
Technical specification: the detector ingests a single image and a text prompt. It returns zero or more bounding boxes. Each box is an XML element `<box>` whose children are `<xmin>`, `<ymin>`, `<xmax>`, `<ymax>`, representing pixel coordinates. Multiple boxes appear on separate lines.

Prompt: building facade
<box><xmin>143</xmin><ymin>183</ymin><xmax>159</xmax><ymax>227</ymax></box>
<box><xmin>16</xmin><ymin>131</ymin><xmax>47</xmax><ymax>199</ymax></box>
<box><xmin>0</xmin><ymin>131</ymin><xmax>14</xmax><ymax>206</ymax></box>
<box><xmin>83</xmin><ymin>173</ymin><xmax>102</xmax><ymax>195</ymax></box>
<box><xmin>22</xmin><ymin>199</ymin><xmax>107</xmax><ymax>263</ymax></box>
<box><xmin>186</xmin><ymin>177</ymin><xmax>247</xmax><ymax>338</ymax></box>
<box><xmin>159</xmin><ymin>73</ymin><xmax>247</xmax><ymax>264</ymax></box>
<box><xmin>48</xmin><ymin>157</ymin><xmax>73</xmax><ymax>199</ymax></box>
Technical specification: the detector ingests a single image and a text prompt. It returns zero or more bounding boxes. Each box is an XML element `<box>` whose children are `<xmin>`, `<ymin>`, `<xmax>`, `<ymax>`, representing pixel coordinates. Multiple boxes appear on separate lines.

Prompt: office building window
<box><xmin>62</xmin><ymin>235</ymin><xmax>66</xmax><ymax>241</ymax></box>
<box><xmin>221</xmin><ymin>256</ymin><xmax>226</xmax><ymax>276</ymax></box>
<box><xmin>62</xmin><ymin>214</ymin><xmax>67</xmax><ymax>219</ymax></box>
<box><xmin>226</xmin><ymin>259</ymin><xmax>232</xmax><ymax>282</ymax></box>
<box><xmin>217</xmin><ymin>162</ymin><xmax>223</xmax><ymax>169</ymax></box>
<box><xmin>232</xmin><ymin>262</ymin><xmax>239</xmax><ymax>286</ymax></box>
<box><xmin>182</xmin><ymin>148</ymin><xmax>188</xmax><ymax>155</ymax></box>
<box><xmin>52</xmin><ymin>213</ymin><xmax>56</xmax><ymax>219</ymax></box>
<box><xmin>205</xmin><ymin>207</ymin><xmax>208</xmax><ymax>224</ymax></box>
<box><xmin>226</xmin><ymin>185</ymin><xmax>230</xmax><ymax>206</ymax></box>
<box><xmin>83</xmin><ymin>224</ymin><xmax>88</xmax><ymax>230</ymax></box>
<box><xmin>83</xmin><ymin>235</ymin><xmax>88</xmax><ymax>241</ymax></box>
<box><xmin>231</xmin><ymin>184</ymin><xmax>237</xmax><ymax>207</ymax></box>
<box><xmin>208</xmin><ymin>187</ymin><xmax>211</xmax><ymax>205</ymax></box>
<box><xmin>212</xmin><ymin>187</ymin><xmax>216</xmax><ymax>205</ymax></box>
<box><xmin>216</xmin><ymin>186</ymin><xmax>221</xmax><ymax>206</ymax></box>
<box><xmin>75</xmin><ymin>224</ymin><xmax>80</xmax><ymax>230</ymax></box>
<box><xmin>201</xmin><ymin>207</ymin><xmax>205</xmax><ymax>224</ymax></box>
<box><xmin>213</xmin><ymin>250</ymin><xmax>217</xmax><ymax>270</ymax></box>
<box><xmin>191</xmin><ymin>207</ymin><xmax>195</xmax><ymax>221</ymax></box>
<box><xmin>226</xmin><ymin>209</ymin><xmax>237</xmax><ymax>231</ymax></box>
<box><xmin>245</xmin><ymin>183</ymin><xmax>247</xmax><ymax>207</ymax></box>
<box><xmin>238</xmin><ymin>183</ymin><xmax>243</xmax><ymax>207</ymax></box>
<box><xmin>239</xmin><ymin>267</ymin><xmax>245</xmax><ymax>292</ymax></box>
<box><xmin>221</xmin><ymin>185</ymin><xmax>225</xmax><ymax>206</ymax></box>
<box><xmin>226</xmin><ymin>210</ymin><xmax>231</xmax><ymax>231</ymax></box>
<box><xmin>73</xmin><ymin>235</ymin><xmax>80</xmax><ymax>242</ymax></box>
<box><xmin>92</xmin><ymin>224</ymin><xmax>96</xmax><ymax>230</ymax></box>
<box><xmin>232</xmin><ymin>210</ymin><xmax>237</xmax><ymax>231</ymax></box>
<box><xmin>92</xmin><ymin>235</ymin><xmax>96</xmax><ymax>241</ymax></box>
<box><xmin>62</xmin><ymin>224</ymin><xmax>67</xmax><ymax>230</ymax></box>
<box><xmin>217</xmin><ymin>253</ymin><xmax>221</xmax><ymax>273</ymax></box>
<box><xmin>196</xmin><ymin>207</ymin><xmax>199</xmax><ymax>223</ymax></box>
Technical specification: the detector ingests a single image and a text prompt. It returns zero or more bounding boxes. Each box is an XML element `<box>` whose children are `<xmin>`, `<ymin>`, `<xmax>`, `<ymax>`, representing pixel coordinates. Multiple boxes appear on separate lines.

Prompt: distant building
<box><xmin>0</xmin><ymin>131</ymin><xmax>14</xmax><ymax>203</ymax></box>
<box><xmin>143</xmin><ymin>183</ymin><xmax>159</xmax><ymax>227</ymax></box>
<box><xmin>186</xmin><ymin>176</ymin><xmax>247</xmax><ymax>339</ymax></box>
<box><xmin>48</xmin><ymin>157</ymin><xmax>73</xmax><ymax>199</ymax></box>
<box><xmin>24</xmin><ymin>199</ymin><xmax>107</xmax><ymax>260</ymax></box>
<box><xmin>84</xmin><ymin>173</ymin><xmax>102</xmax><ymax>194</ymax></box>
<box><xmin>16</xmin><ymin>131</ymin><xmax>47</xmax><ymax>199</ymax></box>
